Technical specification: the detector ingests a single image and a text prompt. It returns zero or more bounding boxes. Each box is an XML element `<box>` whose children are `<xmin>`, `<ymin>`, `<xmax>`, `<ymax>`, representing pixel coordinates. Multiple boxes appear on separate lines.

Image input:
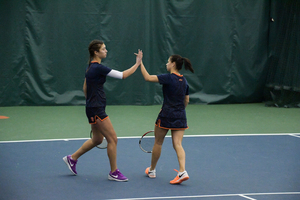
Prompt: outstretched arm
<box><xmin>122</xmin><ymin>49</ymin><xmax>143</xmax><ymax>79</ymax></box>
<box><xmin>140</xmin><ymin>61</ymin><xmax>159</xmax><ymax>82</ymax></box>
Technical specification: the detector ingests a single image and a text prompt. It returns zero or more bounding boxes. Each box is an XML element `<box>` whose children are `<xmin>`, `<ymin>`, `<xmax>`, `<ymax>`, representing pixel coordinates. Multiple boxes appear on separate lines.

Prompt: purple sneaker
<box><xmin>63</xmin><ymin>155</ymin><xmax>77</xmax><ymax>175</ymax></box>
<box><xmin>108</xmin><ymin>169</ymin><xmax>128</xmax><ymax>182</ymax></box>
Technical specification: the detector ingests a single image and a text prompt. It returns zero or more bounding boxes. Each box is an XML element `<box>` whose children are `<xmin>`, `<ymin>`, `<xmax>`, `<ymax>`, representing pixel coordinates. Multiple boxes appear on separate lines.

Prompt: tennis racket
<box><xmin>139</xmin><ymin>130</ymin><xmax>155</xmax><ymax>153</ymax></box>
<box><xmin>90</xmin><ymin>130</ymin><xmax>107</xmax><ymax>149</ymax></box>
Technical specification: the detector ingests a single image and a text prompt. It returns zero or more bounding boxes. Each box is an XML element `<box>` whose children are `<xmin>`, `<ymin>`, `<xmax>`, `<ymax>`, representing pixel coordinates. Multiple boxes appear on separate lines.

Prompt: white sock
<box><xmin>149</xmin><ymin>168</ymin><xmax>156</xmax><ymax>172</ymax></box>
<box><xmin>179</xmin><ymin>171</ymin><xmax>186</xmax><ymax>176</ymax></box>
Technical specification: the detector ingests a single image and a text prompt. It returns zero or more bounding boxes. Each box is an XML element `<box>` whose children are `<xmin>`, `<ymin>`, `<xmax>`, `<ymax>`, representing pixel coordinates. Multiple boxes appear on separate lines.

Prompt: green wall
<box><xmin>0</xmin><ymin>0</ymin><xmax>272</xmax><ymax>106</ymax></box>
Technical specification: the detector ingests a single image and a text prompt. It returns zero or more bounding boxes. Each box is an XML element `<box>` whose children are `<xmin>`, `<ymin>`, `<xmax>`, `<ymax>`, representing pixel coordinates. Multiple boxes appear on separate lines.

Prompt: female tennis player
<box><xmin>63</xmin><ymin>40</ymin><xmax>143</xmax><ymax>182</ymax></box>
<box><xmin>140</xmin><ymin>55</ymin><xmax>194</xmax><ymax>184</ymax></box>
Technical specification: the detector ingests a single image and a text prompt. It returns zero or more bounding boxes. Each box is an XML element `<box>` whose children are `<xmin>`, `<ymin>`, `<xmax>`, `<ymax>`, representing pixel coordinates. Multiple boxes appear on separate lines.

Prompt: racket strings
<box><xmin>98</xmin><ymin>138</ymin><xmax>107</xmax><ymax>149</ymax></box>
<box><xmin>140</xmin><ymin>131</ymin><xmax>155</xmax><ymax>153</ymax></box>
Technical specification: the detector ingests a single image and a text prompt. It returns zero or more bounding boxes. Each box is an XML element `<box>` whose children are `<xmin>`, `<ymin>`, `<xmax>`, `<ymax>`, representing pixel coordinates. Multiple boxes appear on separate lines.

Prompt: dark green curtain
<box><xmin>265</xmin><ymin>0</ymin><xmax>300</xmax><ymax>108</ymax></box>
<box><xmin>1</xmin><ymin>0</ymin><xmax>271</xmax><ymax>106</ymax></box>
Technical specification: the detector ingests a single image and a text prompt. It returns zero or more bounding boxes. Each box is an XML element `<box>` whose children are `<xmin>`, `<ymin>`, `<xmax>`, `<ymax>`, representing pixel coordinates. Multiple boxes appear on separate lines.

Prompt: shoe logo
<box><xmin>179</xmin><ymin>172</ymin><xmax>185</xmax><ymax>178</ymax></box>
<box><xmin>68</xmin><ymin>160</ymin><xmax>74</xmax><ymax>167</ymax></box>
<box><xmin>111</xmin><ymin>174</ymin><xmax>118</xmax><ymax>179</ymax></box>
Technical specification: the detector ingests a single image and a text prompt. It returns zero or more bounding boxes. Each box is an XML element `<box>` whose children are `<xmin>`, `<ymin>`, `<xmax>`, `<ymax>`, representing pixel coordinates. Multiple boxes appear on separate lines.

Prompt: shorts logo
<box><xmin>91</xmin><ymin>117</ymin><xmax>94</xmax><ymax>122</ymax></box>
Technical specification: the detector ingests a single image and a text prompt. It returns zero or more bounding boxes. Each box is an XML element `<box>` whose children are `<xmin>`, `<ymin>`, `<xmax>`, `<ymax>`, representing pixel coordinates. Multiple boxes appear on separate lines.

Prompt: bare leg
<box><xmin>71</xmin><ymin>124</ymin><xmax>104</xmax><ymax>160</ymax></box>
<box><xmin>150</xmin><ymin>126</ymin><xmax>168</xmax><ymax>171</ymax></box>
<box><xmin>94</xmin><ymin>117</ymin><xmax>118</xmax><ymax>172</ymax></box>
<box><xmin>171</xmin><ymin>130</ymin><xmax>186</xmax><ymax>172</ymax></box>
<box><xmin>72</xmin><ymin>117</ymin><xmax>118</xmax><ymax>172</ymax></box>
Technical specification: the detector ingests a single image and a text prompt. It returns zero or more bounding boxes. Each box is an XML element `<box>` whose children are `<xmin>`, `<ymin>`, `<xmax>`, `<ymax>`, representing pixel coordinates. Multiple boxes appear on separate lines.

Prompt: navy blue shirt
<box><xmin>157</xmin><ymin>73</ymin><xmax>189</xmax><ymax>119</ymax></box>
<box><xmin>85</xmin><ymin>62</ymin><xmax>112</xmax><ymax>108</ymax></box>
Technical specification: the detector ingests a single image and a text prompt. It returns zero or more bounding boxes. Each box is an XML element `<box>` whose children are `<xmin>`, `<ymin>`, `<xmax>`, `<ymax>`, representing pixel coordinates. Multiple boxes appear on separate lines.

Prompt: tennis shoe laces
<box><xmin>145</xmin><ymin>167</ymin><xmax>156</xmax><ymax>178</ymax></box>
<box><xmin>170</xmin><ymin>169</ymin><xmax>189</xmax><ymax>184</ymax></box>
<box><xmin>63</xmin><ymin>155</ymin><xmax>77</xmax><ymax>175</ymax></box>
<box><xmin>108</xmin><ymin>169</ymin><xmax>128</xmax><ymax>182</ymax></box>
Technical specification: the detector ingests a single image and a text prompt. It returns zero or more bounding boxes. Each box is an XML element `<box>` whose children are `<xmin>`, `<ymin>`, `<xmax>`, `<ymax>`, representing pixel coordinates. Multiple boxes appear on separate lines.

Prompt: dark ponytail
<box><xmin>86</xmin><ymin>40</ymin><xmax>104</xmax><ymax>72</ymax></box>
<box><xmin>170</xmin><ymin>54</ymin><xmax>194</xmax><ymax>73</ymax></box>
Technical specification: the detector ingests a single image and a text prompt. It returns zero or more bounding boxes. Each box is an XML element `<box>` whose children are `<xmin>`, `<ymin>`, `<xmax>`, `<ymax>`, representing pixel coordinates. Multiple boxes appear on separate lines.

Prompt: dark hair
<box><xmin>170</xmin><ymin>54</ymin><xmax>194</xmax><ymax>73</ymax></box>
<box><xmin>88</xmin><ymin>40</ymin><xmax>104</xmax><ymax>64</ymax></box>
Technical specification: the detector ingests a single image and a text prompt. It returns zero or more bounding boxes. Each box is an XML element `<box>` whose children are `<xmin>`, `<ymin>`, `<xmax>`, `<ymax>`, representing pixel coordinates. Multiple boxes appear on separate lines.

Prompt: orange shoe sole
<box><xmin>170</xmin><ymin>176</ymin><xmax>189</xmax><ymax>184</ymax></box>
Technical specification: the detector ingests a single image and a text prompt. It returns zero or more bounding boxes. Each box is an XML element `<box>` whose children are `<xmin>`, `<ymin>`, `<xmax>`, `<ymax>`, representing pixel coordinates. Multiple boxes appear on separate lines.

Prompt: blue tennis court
<box><xmin>1</xmin><ymin>134</ymin><xmax>299</xmax><ymax>200</ymax></box>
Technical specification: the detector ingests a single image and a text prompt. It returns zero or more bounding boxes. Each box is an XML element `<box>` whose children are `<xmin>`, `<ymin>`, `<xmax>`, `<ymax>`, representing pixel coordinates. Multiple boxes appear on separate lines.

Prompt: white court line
<box><xmin>0</xmin><ymin>138</ymin><xmax>90</xmax><ymax>143</ymax></box>
<box><xmin>239</xmin><ymin>194</ymin><xmax>256</xmax><ymax>200</ymax></box>
<box><xmin>0</xmin><ymin>133</ymin><xmax>299</xmax><ymax>144</ymax></box>
<box><xmin>108</xmin><ymin>192</ymin><xmax>300</xmax><ymax>200</ymax></box>
<box><xmin>289</xmin><ymin>134</ymin><xmax>300</xmax><ymax>139</ymax></box>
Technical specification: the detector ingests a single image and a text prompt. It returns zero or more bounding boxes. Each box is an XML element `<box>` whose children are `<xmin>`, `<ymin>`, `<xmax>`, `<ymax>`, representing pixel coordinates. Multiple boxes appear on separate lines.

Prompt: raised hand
<box><xmin>135</xmin><ymin>49</ymin><xmax>143</xmax><ymax>66</ymax></box>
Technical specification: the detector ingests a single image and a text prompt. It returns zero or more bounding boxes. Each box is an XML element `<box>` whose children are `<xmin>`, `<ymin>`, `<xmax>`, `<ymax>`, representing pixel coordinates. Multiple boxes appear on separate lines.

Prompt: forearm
<box><xmin>83</xmin><ymin>79</ymin><xmax>87</xmax><ymax>99</ymax></box>
<box><xmin>122</xmin><ymin>63</ymin><xmax>139</xmax><ymax>79</ymax></box>
<box><xmin>140</xmin><ymin>62</ymin><xmax>150</xmax><ymax>80</ymax></box>
<box><xmin>141</xmin><ymin>62</ymin><xmax>158</xmax><ymax>82</ymax></box>
<box><xmin>184</xmin><ymin>95</ymin><xmax>189</xmax><ymax>107</ymax></box>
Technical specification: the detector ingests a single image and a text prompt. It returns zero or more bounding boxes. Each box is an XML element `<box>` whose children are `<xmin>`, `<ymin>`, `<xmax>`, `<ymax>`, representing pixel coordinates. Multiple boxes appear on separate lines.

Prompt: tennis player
<box><xmin>140</xmin><ymin>55</ymin><xmax>194</xmax><ymax>184</ymax></box>
<box><xmin>63</xmin><ymin>40</ymin><xmax>143</xmax><ymax>182</ymax></box>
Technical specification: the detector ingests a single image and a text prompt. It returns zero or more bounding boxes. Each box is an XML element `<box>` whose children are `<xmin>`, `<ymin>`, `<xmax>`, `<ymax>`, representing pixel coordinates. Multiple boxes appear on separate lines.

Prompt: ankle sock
<box><xmin>179</xmin><ymin>171</ymin><xmax>186</xmax><ymax>176</ymax></box>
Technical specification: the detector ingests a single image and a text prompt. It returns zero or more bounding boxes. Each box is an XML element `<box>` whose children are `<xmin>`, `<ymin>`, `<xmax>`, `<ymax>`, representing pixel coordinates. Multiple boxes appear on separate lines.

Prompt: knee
<box><xmin>107</xmin><ymin>135</ymin><xmax>118</xmax><ymax>145</ymax></box>
<box><xmin>113</xmin><ymin>136</ymin><xmax>118</xmax><ymax>144</ymax></box>
<box><xmin>172</xmin><ymin>142</ymin><xmax>182</xmax><ymax>149</ymax></box>
<box><xmin>92</xmin><ymin>137</ymin><xmax>103</xmax><ymax>146</ymax></box>
<box><xmin>154</xmin><ymin>139</ymin><xmax>164</xmax><ymax>146</ymax></box>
